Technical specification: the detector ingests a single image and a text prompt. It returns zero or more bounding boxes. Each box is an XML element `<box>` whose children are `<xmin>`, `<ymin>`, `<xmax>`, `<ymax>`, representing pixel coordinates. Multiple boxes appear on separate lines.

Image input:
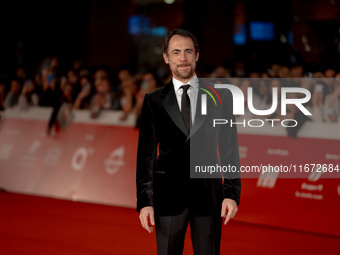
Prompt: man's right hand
<box><xmin>139</xmin><ymin>206</ymin><xmax>155</xmax><ymax>233</ymax></box>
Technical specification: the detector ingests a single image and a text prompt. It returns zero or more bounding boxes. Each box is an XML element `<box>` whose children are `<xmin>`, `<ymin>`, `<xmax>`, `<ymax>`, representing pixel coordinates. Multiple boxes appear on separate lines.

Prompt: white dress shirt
<box><xmin>172</xmin><ymin>75</ymin><xmax>199</xmax><ymax>123</ymax></box>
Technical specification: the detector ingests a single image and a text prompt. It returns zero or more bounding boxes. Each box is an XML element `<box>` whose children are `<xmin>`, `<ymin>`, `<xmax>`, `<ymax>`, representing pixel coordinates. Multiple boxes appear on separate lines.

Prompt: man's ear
<box><xmin>196</xmin><ymin>52</ymin><xmax>199</xmax><ymax>62</ymax></box>
<box><xmin>163</xmin><ymin>53</ymin><xmax>169</xmax><ymax>64</ymax></box>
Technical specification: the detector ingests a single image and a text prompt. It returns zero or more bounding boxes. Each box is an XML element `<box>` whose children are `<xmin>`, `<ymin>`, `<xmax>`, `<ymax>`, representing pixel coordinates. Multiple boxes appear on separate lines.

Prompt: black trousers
<box><xmin>155</xmin><ymin>207</ymin><xmax>222</xmax><ymax>255</ymax></box>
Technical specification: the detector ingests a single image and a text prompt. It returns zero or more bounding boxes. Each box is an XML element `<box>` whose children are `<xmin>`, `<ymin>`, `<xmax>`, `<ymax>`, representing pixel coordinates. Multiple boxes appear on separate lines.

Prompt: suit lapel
<box><xmin>162</xmin><ymin>80</ymin><xmax>212</xmax><ymax>138</ymax></box>
<box><xmin>162</xmin><ymin>82</ymin><xmax>189</xmax><ymax>136</ymax></box>
<box><xmin>187</xmin><ymin>87</ymin><xmax>207</xmax><ymax>141</ymax></box>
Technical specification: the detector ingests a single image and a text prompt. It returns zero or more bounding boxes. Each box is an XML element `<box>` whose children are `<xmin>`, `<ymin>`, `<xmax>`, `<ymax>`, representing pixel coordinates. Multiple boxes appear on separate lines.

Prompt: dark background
<box><xmin>1</xmin><ymin>0</ymin><xmax>340</xmax><ymax>77</ymax></box>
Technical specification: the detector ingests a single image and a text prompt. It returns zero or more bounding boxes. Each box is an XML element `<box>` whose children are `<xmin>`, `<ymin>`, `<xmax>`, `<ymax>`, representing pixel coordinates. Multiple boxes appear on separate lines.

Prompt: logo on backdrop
<box><xmin>198</xmin><ymin>80</ymin><xmax>312</xmax><ymax>128</ymax></box>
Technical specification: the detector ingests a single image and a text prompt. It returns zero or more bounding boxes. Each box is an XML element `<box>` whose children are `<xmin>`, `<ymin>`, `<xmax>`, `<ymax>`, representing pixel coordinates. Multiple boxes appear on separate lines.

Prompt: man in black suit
<box><xmin>136</xmin><ymin>29</ymin><xmax>241</xmax><ymax>255</ymax></box>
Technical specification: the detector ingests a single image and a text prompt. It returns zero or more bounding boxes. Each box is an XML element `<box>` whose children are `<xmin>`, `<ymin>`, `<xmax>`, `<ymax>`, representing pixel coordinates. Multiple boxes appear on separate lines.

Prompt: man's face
<box><xmin>163</xmin><ymin>35</ymin><xmax>199</xmax><ymax>82</ymax></box>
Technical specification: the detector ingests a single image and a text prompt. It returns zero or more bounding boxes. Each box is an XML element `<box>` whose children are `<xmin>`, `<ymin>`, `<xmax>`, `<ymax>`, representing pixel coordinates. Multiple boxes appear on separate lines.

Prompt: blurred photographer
<box><xmin>47</xmin><ymin>83</ymin><xmax>74</xmax><ymax>136</ymax></box>
<box><xmin>4</xmin><ymin>78</ymin><xmax>21</xmax><ymax>108</ymax></box>
<box><xmin>324</xmin><ymin>81</ymin><xmax>340</xmax><ymax>123</ymax></box>
<box><xmin>18</xmin><ymin>79</ymin><xmax>39</xmax><ymax>111</ymax></box>
<box><xmin>89</xmin><ymin>78</ymin><xmax>114</xmax><ymax>119</ymax></box>
<box><xmin>73</xmin><ymin>75</ymin><xmax>94</xmax><ymax>109</ymax></box>
<box><xmin>310</xmin><ymin>82</ymin><xmax>329</xmax><ymax>122</ymax></box>
<box><xmin>39</xmin><ymin>68</ymin><xmax>61</xmax><ymax>107</ymax></box>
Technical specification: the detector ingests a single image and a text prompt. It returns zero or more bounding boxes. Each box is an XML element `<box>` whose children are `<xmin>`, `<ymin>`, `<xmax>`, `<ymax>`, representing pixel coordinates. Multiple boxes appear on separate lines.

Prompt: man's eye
<box><xmin>173</xmin><ymin>51</ymin><xmax>179</xmax><ymax>55</ymax></box>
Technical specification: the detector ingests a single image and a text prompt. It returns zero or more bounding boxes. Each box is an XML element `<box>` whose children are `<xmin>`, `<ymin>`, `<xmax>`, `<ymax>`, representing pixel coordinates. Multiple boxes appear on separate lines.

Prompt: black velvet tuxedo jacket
<box><xmin>136</xmin><ymin>80</ymin><xmax>241</xmax><ymax>216</ymax></box>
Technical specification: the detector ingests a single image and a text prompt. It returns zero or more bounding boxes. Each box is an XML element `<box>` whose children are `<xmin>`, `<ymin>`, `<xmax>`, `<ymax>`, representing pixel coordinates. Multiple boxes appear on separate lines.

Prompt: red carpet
<box><xmin>0</xmin><ymin>192</ymin><xmax>339</xmax><ymax>255</ymax></box>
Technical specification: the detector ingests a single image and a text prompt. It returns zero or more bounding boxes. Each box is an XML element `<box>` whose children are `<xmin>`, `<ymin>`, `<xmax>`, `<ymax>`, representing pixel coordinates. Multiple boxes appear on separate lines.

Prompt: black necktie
<box><xmin>180</xmin><ymin>84</ymin><xmax>191</xmax><ymax>132</ymax></box>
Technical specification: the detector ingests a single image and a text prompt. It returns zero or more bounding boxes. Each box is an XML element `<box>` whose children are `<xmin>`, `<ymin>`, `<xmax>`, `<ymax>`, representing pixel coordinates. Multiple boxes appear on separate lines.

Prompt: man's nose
<box><xmin>179</xmin><ymin>51</ymin><xmax>187</xmax><ymax>62</ymax></box>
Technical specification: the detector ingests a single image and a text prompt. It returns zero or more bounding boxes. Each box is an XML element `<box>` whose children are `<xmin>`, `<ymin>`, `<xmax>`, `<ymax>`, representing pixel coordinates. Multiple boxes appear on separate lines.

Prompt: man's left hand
<box><xmin>221</xmin><ymin>198</ymin><xmax>238</xmax><ymax>225</ymax></box>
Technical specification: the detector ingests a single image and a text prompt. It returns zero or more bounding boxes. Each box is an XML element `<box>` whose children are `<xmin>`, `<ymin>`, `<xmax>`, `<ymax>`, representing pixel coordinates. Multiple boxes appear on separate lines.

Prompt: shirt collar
<box><xmin>173</xmin><ymin>75</ymin><xmax>198</xmax><ymax>92</ymax></box>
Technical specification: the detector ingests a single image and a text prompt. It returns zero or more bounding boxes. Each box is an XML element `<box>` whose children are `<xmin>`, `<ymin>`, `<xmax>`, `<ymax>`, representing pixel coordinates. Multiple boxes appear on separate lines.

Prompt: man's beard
<box><xmin>173</xmin><ymin>64</ymin><xmax>195</xmax><ymax>80</ymax></box>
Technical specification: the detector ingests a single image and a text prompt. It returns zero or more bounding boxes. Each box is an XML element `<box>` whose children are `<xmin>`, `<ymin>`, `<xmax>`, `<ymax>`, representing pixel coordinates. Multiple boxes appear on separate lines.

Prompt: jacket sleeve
<box><xmin>218</xmin><ymin>90</ymin><xmax>241</xmax><ymax>206</ymax></box>
<box><xmin>136</xmin><ymin>94</ymin><xmax>157</xmax><ymax>212</ymax></box>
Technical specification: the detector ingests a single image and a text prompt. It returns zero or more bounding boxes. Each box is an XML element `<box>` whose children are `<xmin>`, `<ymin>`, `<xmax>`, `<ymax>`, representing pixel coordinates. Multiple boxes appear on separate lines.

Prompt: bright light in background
<box><xmin>128</xmin><ymin>15</ymin><xmax>167</xmax><ymax>36</ymax></box>
<box><xmin>128</xmin><ymin>15</ymin><xmax>150</xmax><ymax>35</ymax></box>
<box><xmin>151</xmin><ymin>27</ymin><xmax>168</xmax><ymax>37</ymax></box>
<box><xmin>164</xmin><ymin>0</ymin><xmax>175</xmax><ymax>4</ymax></box>
<box><xmin>280</xmin><ymin>34</ymin><xmax>287</xmax><ymax>43</ymax></box>
<box><xmin>233</xmin><ymin>24</ymin><xmax>247</xmax><ymax>45</ymax></box>
<box><xmin>249</xmin><ymin>21</ymin><xmax>275</xmax><ymax>41</ymax></box>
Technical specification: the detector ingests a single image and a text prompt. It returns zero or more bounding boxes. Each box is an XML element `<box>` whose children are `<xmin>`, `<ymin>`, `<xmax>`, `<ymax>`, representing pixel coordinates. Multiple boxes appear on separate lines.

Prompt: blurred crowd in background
<box><xmin>0</xmin><ymin>55</ymin><xmax>339</xmax><ymax>136</ymax></box>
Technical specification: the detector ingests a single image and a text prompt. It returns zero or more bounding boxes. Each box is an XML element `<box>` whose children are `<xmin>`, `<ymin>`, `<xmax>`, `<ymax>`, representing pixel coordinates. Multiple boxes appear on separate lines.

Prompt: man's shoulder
<box><xmin>147</xmin><ymin>81</ymin><xmax>172</xmax><ymax>98</ymax></box>
<box><xmin>198</xmin><ymin>78</ymin><xmax>233</xmax><ymax>100</ymax></box>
